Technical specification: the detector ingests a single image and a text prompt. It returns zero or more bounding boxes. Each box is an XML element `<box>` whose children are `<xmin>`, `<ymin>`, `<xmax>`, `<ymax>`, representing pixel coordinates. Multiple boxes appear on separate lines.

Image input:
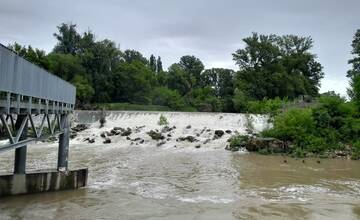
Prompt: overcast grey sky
<box><xmin>0</xmin><ymin>0</ymin><xmax>359</xmax><ymax>96</ymax></box>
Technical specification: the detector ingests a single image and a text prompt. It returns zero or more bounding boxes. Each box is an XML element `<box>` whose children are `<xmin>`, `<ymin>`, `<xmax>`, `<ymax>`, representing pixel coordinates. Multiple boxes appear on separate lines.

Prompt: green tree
<box><xmin>149</xmin><ymin>54</ymin><xmax>157</xmax><ymax>72</ymax></box>
<box><xmin>201</xmin><ymin>68</ymin><xmax>235</xmax><ymax>111</ymax></box>
<box><xmin>179</xmin><ymin>55</ymin><xmax>204</xmax><ymax>88</ymax></box>
<box><xmin>8</xmin><ymin>43</ymin><xmax>49</xmax><ymax>69</ymax></box>
<box><xmin>156</xmin><ymin>56</ymin><xmax>163</xmax><ymax>73</ymax></box>
<box><xmin>151</xmin><ymin>87</ymin><xmax>186</xmax><ymax>110</ymax></box>
<box><xmin>71</xmin><ymin>75</ymin><xmax>95</xmax><ymax>103</ymax></box>
<box><xmin>232</xmin><ymin>33</ymin><xmax>324</xmax><ymax>100</ymax></box>
<box><xmin>53</xmin><ymin>23</ymin><xmax>81</xmax><ymax>55</ymax></box>
<box><xmin>47</xmin><ymin>53</ymin><xmax>85</xmax><ymax>81</ymax></box>
<box><xmin>123</xmin><ymin>50</ymin><xmax>148</xmax><ymax>64</ymax></box>
<box><xmin>347</xmin><ymin>29</ymin><xmax>360</xmax><ymax>99</ymax></box>
<box><xmin>113</xmin><ymin>61</ymin><xmax>155</xmax><ymax>104</ymax></box>
<box><xmin>167</xmin><ymin>64</ymin><xmax>191</xmax><ymax>96</ymax></box>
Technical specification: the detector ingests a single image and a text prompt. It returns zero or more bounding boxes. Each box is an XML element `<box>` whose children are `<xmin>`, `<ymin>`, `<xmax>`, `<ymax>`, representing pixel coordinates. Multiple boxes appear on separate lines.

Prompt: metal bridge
<box><xmin>0</xmin><ymin>43</ymin><xmax>76</xmax><ymax>174</ymax></box>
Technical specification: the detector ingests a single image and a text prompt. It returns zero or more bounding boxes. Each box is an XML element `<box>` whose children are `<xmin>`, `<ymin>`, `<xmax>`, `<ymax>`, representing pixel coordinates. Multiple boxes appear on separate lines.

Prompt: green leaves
<box><xmin>233</xmin><ymin>32</ymin><xmax>324</xmax><ymax>100</ymax></box>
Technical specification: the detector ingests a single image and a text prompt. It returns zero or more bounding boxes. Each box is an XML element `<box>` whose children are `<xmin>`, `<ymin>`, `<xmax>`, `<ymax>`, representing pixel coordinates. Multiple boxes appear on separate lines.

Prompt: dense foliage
<box><xmin>261</xmin><ymin>93</ymin><xmax>360</xmax><ymax>158</ymax></box>
<box><xmin>9</xmin><ymin>23</ymin><xmax>325</xmax><ymax>112</ymax></box>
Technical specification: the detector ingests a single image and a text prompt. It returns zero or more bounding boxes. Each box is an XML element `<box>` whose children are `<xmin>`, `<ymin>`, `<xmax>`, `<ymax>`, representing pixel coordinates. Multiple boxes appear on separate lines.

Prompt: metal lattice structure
<box><xmin>0</xmin><ymin>43</ymin><xmax>76</xmax><ymax>173</ymax></box>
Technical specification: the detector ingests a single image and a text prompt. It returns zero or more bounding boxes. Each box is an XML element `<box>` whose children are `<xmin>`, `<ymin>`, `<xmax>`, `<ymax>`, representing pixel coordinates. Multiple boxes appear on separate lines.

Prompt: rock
<box><xmin>134</xmin><ymin>125</ymin><xmax>145</xmax><ymax>133</ymax></box>
<box><xmin>105</xmin><ymin>131</ymin><xmax>114</xmax><ymax>137</ymax></box>
<box><xmin>88</xmin><ymin>138</ymin><xmax>95</xmax><ymax>143</ymax></box>
<box><xmin>89</xmin><ymin>139</ymin><xmax>95</xmax><ymax>143</ymax></box>
<box><xmin>70</xmin><ymin>132</ymin><xmax>77</xmax><ymax>139</ymax></box>
<box><xmin>103</xmin><ymin>138</ymin><xmax>111</xmax><ymax>144</ymax></box>
<box><xmin>100</xmin><ymin>132</ymin><xmax>106</xmax><ymax>138</ymax></box>
<box><xmin>167</xmin><ymin>138</ymin><xmax>171</xmax><ymax>141</ymax></box>
<box><xmin>157</xmin><ymin>141</ymin><xmax>166</xmax><ymax>147</ymax></box>
<box><xmin>121</xmin><ymin>128</ymin><xmax>132</xmax><ymax>136</ymax></box>
<box><xmin>225</xmin><ymin>130</ymin><xmax>232</xmax><ymax>134</ymax></box>
<box><xmin>113</xmin><ymin>127</ymin><xmax>124</xmax><ymax>131</ymax></box>
<box><xmin>214</xmin><ymin>130</ymin><xmax>225</xmax><ymax>139</ymax></box>
<box><xmin>147</xmin><ymin>130</ymin><xmax>165</xmax><ymax>140</ymax></box>
<box><xmin>186</xmin><ymin>125</ymin><xmax>191</xmax><ymax>129</ymax></box>
<box><xmin>196</xmin><ymin>133</ymin><xmax>200</xmax><ymax>137</ymax></box>
<box><xmin>139</xmin><ymin>139</ymin><xmax>145</xmax><ymax>144</ymax></box>
<box><xmin>161</xmin><ymin>126</ymin><xmax>174</xmax><ymax>133</ymax></box>
<box><xmin>195</xmin><ymin>145</ymin><xmax>201</xmax><ymax>149</ymax></box>
<box><xmin>167</xmin><ymin>134</ymin><xmax>172</xmax><ymax>137</ymax></box>
<box><xmin>126</xmin><ymin>137</ymin><xmax>131</xmax><ymax>140</ymax></box>
<box><xmin>203</xmin><ymin>139</ymin><xmax>211</xmax><ymax>145</ymax></box>
<box><xmin>177</xmin><ymin>136</ymin><xmax>197</xmax><ymax>143</ymax></box>
<box><xmin>111</xmin><ymin>129</ymin><xmax>121</xmax><ymax>135</ymax></box>
<box><xmin>245</xmin><ymin>137</ymin><xmax>288</xmax><ymax>153</ymax></box>
<box><xmin>71</xmin><ymin>124</ymin><xmax>89</xmax><ymax>132</ymax></box>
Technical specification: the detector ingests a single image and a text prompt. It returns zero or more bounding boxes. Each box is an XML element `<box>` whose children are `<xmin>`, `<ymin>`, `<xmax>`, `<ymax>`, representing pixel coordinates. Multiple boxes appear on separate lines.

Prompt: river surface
<box><xmin>0</xmin><ymin>111</ymin><xmax>359</xmax><ymax>219</ymax></box>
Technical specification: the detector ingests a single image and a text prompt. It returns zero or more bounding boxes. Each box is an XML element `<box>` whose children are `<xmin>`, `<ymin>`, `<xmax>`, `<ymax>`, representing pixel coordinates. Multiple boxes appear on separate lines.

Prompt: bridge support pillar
<box><xmin>58</xmin><ymin>114</ymin><xmax>69</xmax><ymax>171</ymax></box>
<box><xmin>14</xmin><ymin>114</ymin><xmax>28</xmax><ymax>174</ymax></box>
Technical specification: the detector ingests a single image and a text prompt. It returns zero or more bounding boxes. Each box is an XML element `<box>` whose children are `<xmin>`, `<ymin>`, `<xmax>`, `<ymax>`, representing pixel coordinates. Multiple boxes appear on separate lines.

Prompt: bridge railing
<box><xmin>0</xmin><ymin>44</ymin><xmax>75</xmax><ymax>114</ymax></box>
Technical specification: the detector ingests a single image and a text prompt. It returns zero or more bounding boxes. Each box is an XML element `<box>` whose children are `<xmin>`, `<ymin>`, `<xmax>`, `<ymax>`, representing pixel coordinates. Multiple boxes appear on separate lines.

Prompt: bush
<box><xmin>151</xmin><ymin>87</ymin><xmax>186</xmax><ymax>110</ymax></box>
<box><xmin>246</xmin><ymin>97</ymin><xmax>287</xmax><ymax>115</ymax></box>
<box><xmin>262</xmin><ymin>108</ymin><xmax>315</xmax><ymax>143</ymax></box>
<box><xmin>158</xmin><ymin>114</ymin><xmax>169</xmax><ymax>126</ymax></box>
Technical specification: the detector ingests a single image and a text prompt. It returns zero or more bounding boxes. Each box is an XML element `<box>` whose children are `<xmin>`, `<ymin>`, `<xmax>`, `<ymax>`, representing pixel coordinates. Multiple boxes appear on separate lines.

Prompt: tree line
<box><xmin>8</xmin><ymin>23</ymin><xmax>359</xmax><ymax>112</ymax></box>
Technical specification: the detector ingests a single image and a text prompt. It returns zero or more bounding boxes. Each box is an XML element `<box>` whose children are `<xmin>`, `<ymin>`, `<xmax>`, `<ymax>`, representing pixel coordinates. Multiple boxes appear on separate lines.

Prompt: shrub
<box><xmin>158</xmin><ymin>114</ymin><xmax>169</xmax><ymax>126</ymax></box>
<box><xmin>261</xmin><ymin>108</ymin><xmax>315</xmax><ymax>142</ymax></box>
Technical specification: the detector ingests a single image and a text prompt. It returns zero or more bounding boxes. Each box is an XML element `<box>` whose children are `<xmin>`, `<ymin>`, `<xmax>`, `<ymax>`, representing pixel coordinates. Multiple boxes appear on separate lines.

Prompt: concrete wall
<box><xmin>0</xmin><ymin>169</ymin><xmax>87</xmax><ymax>197</ymax></box>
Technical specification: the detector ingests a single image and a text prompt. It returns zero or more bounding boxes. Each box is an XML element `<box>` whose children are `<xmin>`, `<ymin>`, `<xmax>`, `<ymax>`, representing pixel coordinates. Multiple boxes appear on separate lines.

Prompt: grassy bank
<box><xmin>95</xmin><ymin>103</ymin><xmax>173</xmax><ymax>111</ymax></box>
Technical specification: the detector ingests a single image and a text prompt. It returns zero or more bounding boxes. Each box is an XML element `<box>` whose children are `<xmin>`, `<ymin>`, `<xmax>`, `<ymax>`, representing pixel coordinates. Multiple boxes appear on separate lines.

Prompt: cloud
<box><xmin>0</xmin><ymin>0</ymin><xmax>359</xmax><ymax>96</ymax></box>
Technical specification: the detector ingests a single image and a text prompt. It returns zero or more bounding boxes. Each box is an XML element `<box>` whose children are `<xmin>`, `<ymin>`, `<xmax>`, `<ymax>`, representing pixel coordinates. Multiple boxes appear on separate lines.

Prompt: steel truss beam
<box><xmin>0</xmin><ymin>113</ymin><xmax>65</xmax><ymax>152</ymax></box>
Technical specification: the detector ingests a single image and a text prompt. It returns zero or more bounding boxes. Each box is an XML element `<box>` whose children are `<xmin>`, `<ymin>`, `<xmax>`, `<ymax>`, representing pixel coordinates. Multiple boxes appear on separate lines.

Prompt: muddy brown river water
<box><xmin>0</xmin><ymin>111</ymin><xmax>359</xmax><ymax>219</ymax></box>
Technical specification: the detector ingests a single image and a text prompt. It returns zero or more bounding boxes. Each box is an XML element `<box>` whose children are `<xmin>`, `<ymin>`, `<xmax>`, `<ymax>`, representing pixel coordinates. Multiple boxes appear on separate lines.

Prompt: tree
<box><xmin>151</xmin><ymin>87</ymin><xmax>186</xmax><ymax>110</ymax></box>
<box><xmin>47</xmin><ymin>53</ymin><xmax>85</xmax><ymax>81</ymax></box>
<box><xmin>113</xmin><ymin>61</ymin><xmax>155</xmax><ymax>104</ymax></box>
<box><xmin>156</xmin><ymin>56</ymin><xmax>163</xmax><ymax>73</ymax></box>
<box><xmin>179</xmin><ymin>55</ymin><xmax>204</xmax><ymax>88</ymax></box>
<box><xmin>167</xmin><ymin>64</ymin><xmax>191</xmax><ymax>95</ymax></box>
<box><xmin>71</xmin><ymin>75</ymin><xmax>95</xmax><ymax>103</ymax></box>
<box><xmin>201</xmin><ymin>68</ymin><xmax>235</xmax><ymax>111</ymax></box>
<box><xmin>232</xmin><ymin>33</ymin><xmax>324</xmax><ymax>100</ymax></box>
<box><xmin>149</xmin><ymin>54</ymin><xmax>157</xmax><ymax>72</ymax></box>
<box><xmin>347</xmin><ymin>29</ymin><xmax>360</xmax><ymax>99</ymax></box>
<box><xmin>123</xmin><ymin>50</ymin><xmax>148</xmax><ymax>64</ymax></box>
<box><xmin>8</xmin><ymin>43</ymin><xmax>49</xmax><ymax>69</ymax></box>
<box><xmin>53</xmin><ymin>23</ymin><xmax>81</xmax><ymax>55</ymax></box>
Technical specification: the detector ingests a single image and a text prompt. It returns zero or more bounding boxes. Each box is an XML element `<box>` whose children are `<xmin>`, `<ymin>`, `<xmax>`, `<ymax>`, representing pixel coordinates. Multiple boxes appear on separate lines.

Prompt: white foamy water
<box><xmin>70</xmin><ymin>111</ymin><xmax>271</xmax><ymax>151</ymax></box>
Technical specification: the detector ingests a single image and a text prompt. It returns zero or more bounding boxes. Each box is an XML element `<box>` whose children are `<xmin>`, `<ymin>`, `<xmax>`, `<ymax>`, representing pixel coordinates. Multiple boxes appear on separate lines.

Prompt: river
<box><xmin>0</xmin><ymin>111</ymin><xmax>359</xmax><ymax>220</ymax></box>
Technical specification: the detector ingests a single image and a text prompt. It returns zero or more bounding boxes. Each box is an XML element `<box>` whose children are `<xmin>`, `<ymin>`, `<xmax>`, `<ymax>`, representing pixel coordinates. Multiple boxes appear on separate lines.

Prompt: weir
<box><xmin>0</xmin><ymin>44</ymin><xmax>87</xmax><ymax>197</ymax></box>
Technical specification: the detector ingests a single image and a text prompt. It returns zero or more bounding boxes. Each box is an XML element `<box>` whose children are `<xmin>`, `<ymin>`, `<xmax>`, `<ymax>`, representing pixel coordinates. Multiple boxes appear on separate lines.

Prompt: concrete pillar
<box><xmin>58</xmin><ymin>114</ymin><xmax>69</xmax><ymax>171</ymax></box>
<box><xmin>14</xmin><ymin>114</ymin><xmax>28</xmax><ymax>174</ymax></box>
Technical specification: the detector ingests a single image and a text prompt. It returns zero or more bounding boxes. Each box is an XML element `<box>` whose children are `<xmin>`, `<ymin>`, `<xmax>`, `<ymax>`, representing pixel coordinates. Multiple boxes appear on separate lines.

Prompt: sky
<box><xmin>0</xmin><ymin>0</ymin><xmax>359</xmax><ymax>97</ymax></box>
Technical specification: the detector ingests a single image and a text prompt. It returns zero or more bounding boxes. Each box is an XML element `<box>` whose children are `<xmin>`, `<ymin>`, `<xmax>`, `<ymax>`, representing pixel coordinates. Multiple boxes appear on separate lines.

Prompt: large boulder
<box><xmin>177</xmin><ymin>136</ymin><xmax>197</xmax><ymax>143</ymax></box>
<box><xmin>214</xmin><ymin>130</ymin><xmax>225</xmax><ymax>139</ymax></box>
<box><xmin>147</xmin><ymin>130</ymin><xmax>165</xmax><ymax>140</ymax></box>
<box><xmin>245</xmin><ymin>137</ymin><xmax>289</xmax><ymax>153</ymax></box>
<box><xmin>71</xmin><ymin>124</ymin><xmax>89</xmax><ymax>132</ymax></box>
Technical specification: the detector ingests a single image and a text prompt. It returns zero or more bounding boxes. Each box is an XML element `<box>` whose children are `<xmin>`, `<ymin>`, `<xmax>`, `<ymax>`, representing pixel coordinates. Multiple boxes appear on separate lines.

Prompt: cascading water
<box><xmin>0</xmin><ymin>111</ymin><xmax>359</xmax><ymax>220</ymax></box>
<box><xmin>71</xmin><ymin>111</ymin><xmax>271</xmax><ymax>150</ymax></box>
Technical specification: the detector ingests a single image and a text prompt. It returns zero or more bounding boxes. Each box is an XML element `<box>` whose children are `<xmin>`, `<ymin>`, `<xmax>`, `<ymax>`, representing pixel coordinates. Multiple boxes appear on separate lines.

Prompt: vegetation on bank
<box><xmin>227</xmin><ymin>29</ymin><xmax>360</xmax><ymax>160</ymax></box>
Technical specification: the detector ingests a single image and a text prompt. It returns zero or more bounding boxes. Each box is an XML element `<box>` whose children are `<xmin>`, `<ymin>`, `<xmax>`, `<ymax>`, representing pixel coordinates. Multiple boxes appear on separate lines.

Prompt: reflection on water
<box><xmin>0</xmin><ymin>111</ymin><xmax>359</xmax><ymax>219</ymax></box>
